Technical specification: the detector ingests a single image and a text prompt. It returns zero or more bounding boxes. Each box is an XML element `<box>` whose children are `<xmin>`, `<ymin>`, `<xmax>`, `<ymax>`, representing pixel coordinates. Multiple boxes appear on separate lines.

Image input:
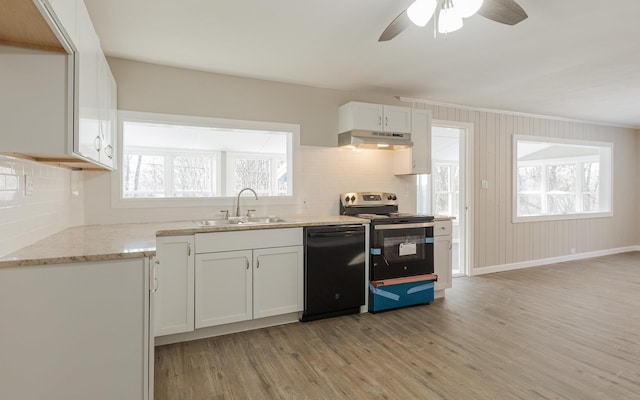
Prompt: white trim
<box><xmin>111</xmin><ymin>110</ymin><xmax>301</xmax><ymax>209</ymax></box>
<box><xmin>470</xmin><ymin>246</ymin><xmax>640</xmax><ymax>276</ymax></box>
<box><xmin>512</xmin><ymin>135</ymin><xmax>614</xmax><ymax>223</ymax></box>
<box><xmin>432</xmin><ymin>119</ymin><xmax>474</xmax><ymax>277</ymax></box>
<box><xmin>398</xmin><ymin>97</ymin><xmax>639</xmax><ymax>130</ymax></box>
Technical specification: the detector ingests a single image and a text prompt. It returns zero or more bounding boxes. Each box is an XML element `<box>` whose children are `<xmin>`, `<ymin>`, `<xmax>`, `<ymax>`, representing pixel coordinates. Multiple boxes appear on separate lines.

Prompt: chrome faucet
<box><xmin>235</xmin><ymin>188</ymin><xmax>258</xmax><ymax>217</ymax></box>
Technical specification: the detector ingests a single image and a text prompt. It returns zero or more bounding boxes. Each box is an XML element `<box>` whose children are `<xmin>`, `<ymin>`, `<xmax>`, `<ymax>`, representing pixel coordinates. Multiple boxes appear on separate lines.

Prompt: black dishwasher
<box><xmin>301</xmin><ymin>225</ymin><xmax>366</xmax><ymax>322</ymax></box>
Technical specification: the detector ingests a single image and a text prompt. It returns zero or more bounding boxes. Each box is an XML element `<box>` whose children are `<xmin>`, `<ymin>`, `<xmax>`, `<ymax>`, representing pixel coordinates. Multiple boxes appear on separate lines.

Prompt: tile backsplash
<box><xmin>0</xmin><ymin>155</ymin><xmax>83</xmax><ymax>258</ymax></box>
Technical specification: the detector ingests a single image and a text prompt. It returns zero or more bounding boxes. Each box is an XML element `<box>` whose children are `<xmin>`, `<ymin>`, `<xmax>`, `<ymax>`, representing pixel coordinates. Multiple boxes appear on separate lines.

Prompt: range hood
<box><xmin>338</xmin><ymin>130</ymin><xmax>413</xmax><ymax>150</ymax></box>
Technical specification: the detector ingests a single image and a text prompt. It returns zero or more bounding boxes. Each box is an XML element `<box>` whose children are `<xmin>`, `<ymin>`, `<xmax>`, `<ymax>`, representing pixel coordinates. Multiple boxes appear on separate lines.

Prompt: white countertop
<box><xmin>0</xmin><ymin>216</ymin><xmax>367</xmax><ymax>268</ymax></box>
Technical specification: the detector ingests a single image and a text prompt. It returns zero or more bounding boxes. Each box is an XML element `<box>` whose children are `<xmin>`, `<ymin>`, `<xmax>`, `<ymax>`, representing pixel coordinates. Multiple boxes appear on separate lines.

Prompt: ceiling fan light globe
<box><xmin>407</xmin><ymin>0</ymin><xmax>438</xmax><ymax>27</ymax></box>
<box><xmin>438</xmin><ymin>6</ymin><xmax>464</xmax><ymax>33</ymax></box>
<box><xmin>454</xmin><ymin>0</ymin><xmax>485</xmax><ymax>18</ymax></box>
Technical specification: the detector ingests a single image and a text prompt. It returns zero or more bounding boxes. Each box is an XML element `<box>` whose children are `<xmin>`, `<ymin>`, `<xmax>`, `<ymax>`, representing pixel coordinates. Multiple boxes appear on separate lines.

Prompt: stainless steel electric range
<box><xmin>340</xmin><ymin>192</ymin><xmax>437</xmax><ymax>312</ymax></box>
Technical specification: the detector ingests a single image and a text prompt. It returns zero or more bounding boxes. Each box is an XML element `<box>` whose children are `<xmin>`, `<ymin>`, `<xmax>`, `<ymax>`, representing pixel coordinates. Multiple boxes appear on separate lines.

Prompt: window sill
<box><xmin>513</xmin><ymin>211</ymin><xmax>613</xmax><ymax>224</ymax></box>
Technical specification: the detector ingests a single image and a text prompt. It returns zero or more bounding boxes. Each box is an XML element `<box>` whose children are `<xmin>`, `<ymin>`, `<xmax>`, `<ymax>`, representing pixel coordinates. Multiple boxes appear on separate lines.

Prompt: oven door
<box><xmin>370</xmin><ymin>222</ymin><xmax>434</xmax><ymax>281</ymax></box>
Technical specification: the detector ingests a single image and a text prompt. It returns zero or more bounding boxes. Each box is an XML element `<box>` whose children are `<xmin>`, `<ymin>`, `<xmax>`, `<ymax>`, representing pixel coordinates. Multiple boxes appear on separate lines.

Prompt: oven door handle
<box><xmin>374</xmin><ymin>222</ymin><xmax>434</xmax><ymax>230</ymax></box>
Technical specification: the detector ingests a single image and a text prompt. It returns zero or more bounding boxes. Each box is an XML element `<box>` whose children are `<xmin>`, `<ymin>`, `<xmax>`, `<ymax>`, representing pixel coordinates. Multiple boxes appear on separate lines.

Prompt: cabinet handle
<box><xmin>385</xmin><ymin>116</ymin><xmax>388</xmax><ymax>126</ymax></box>
<box><xmin>245</xmin><ymin>257</ymin><xmax>250</xmax><ymax>270</ymax></box>
<box><xmin>378</xmin><ymin>116</ymin><xmax>382</xmax><ymax>126</ymax></box>
<box><xmin>94</xmin><ymin>136</ymin><xmax>102</xmax><ymax>151</ymax></box>
<box><xmin>256</xmin><ymin>258</ymin><xmax>260</xmax><ymax>269</ymax></box>
<box><xmin>105</xmin><ymin>144</ymin><xmax>113</xmax><ymax>159</ymax></box>
<box><xmin>187</xmin><ymin>243</ymin><xmax>191</xmax><ymax>256</ymax></box>
<box><xmin>152</xmin><ymin>259</ymin><xmax>160</xmax><ymax>293</ymax></box>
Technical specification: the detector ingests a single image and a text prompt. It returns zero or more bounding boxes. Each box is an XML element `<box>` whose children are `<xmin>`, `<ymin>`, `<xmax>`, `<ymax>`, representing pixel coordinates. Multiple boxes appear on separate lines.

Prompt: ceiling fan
<box><xmin>379</xmin><ymin>0</ymin><xmax>528</xmax><ymax>41</ymax></box>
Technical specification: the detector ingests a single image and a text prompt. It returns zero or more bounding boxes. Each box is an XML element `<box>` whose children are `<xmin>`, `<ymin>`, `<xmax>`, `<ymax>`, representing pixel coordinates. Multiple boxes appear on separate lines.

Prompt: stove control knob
<box><xmin>387</xmin><ymin>195</ymin><xmax>393</xmax><ymax>200</ymax></box>
<box><xmin>344</xmin><ymin>196</ymin><xmax>350</xmax><ymax>202</ymax></box>
<box><xmin>350</xmin><ymin>195</ymin><xmax>356</xmax><ymax>202</ymax></box>
<box><xmin>392</xmin><ymin>195</ymin><xmax>397</xmax><ymax>200</ymax></box>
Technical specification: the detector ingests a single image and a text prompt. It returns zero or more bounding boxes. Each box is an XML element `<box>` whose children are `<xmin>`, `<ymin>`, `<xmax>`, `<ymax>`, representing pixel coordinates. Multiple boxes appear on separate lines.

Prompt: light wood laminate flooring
<box><xmin>155</xmin><ymin>252</ymin><xmax>640</xmax><ymax>399</ymax></box>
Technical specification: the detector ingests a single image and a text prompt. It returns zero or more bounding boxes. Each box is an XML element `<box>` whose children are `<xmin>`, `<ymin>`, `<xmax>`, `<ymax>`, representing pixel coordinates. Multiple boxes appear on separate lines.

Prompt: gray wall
<box><xmin>102</xmin><ymin>58</ymin><xmax>638</xmax><ymax>273</ymax></box>
<box><xmin>107</xmin><ymin>57</ymin><xmax>405</xmax><ymax>147</ymax></box>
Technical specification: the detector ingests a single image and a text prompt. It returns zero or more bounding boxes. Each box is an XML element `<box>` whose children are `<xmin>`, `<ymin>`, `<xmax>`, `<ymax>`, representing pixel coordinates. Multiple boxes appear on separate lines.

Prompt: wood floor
<box><xmin>154</xmin><ymin>252</ymin><xmax>640</xmax><ymax>399</ymax></box>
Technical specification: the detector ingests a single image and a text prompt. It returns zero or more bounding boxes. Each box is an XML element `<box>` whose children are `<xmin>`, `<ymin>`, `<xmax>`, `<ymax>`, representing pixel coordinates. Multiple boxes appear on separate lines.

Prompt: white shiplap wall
<box><xmin>417</xmin><ymin>103</ymin><xmax>638</xmax><ymax>274</ymax></box>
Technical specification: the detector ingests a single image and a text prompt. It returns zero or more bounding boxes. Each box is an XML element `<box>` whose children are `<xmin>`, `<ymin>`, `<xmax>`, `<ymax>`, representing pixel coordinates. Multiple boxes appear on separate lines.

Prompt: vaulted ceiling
<box><xmin>84</xmin><ymin>0</ymin><xmax>640</xmax><ymax>128</ymax></box>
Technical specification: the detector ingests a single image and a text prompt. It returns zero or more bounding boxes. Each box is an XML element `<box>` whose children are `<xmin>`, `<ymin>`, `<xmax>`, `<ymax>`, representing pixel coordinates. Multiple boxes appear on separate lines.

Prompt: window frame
<box><xmin>512</xmin><ymin>135</ymin><xmax>613</xmax><ymax>223</ymax></box>
<box><xmin>112</xmin><ymin>110</ymin><xmax>300</xmax><ymax>209</ymax></box>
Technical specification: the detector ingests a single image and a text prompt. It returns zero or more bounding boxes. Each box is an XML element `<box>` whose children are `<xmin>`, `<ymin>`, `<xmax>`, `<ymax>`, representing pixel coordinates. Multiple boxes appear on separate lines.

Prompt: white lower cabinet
<box><xmin>253</xmin><ymin>246</ymin><xmax>304</xmax><ymax>319</ymax></box>
<box><xmin>155</xmin><ymin>228</ymin><xmax>304</xmax><ymax>335</ymax></box>
<box><xmin>0</xmin><ymin>259</ymin><xmax>152</xmax><ymax>400</ymax></box>
<box><xmin>434</xmin><ymin>220</ymin><xmax>453</xmax><ymax>291</ymax></box>
<box><xmin>194</xmin><ymin>246</ymin><xmax>303</xmax><ymax>329</ymax></box>
<box><xmin>154</xmin><ymin>236</ymin><xmax>195</xmax><ymax>337</ymax></box>
<box><xmin>195</xmin><ymin>250</ymin><xmax>253</xmax><ymax>328</ymax></box>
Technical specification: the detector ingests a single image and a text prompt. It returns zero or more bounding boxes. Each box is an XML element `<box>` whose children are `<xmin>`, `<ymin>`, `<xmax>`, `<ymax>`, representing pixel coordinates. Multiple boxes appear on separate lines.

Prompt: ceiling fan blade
<box><xmin>378</xmin><ymin>9</ymin><xmax>412</xmax><ymax>42</ymax></box>
<box><xmin>477</xmin><ymin>0</ymin><xmax>528</xmax><ymax>25</ymax></box>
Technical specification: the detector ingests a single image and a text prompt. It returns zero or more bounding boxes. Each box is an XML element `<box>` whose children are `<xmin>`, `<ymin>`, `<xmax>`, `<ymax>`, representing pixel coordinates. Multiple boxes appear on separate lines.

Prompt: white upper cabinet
<box><xmin>47</xmin><ymin>0</ymin><xmax>79</xmax><ymax>46</ymax></box>
<box><xmin>394</xmin><ymin>109</ymin><xmax>432</xmax><ymax>175</ymax></box>
<box><xmin>339</xmin><ymin>102</ymin><xmax>412</xmax><ymax>134</ymax></box>
<box><xmin>0</xmin><ymin>0</ymin><xmax>117</xmax><ymax>170</ymax></box>
<box><xmin>77</xmin><ymin>1</ymin><xmax>101</xmax><ymax>163</ymax></box>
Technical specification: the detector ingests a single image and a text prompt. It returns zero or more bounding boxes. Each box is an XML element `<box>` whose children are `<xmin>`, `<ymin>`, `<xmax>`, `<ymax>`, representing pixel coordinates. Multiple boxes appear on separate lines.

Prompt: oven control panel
<box><xmin>340</xmin><ymin>191</ymin><xmax>397</xmax><ymax>208</ymax></box>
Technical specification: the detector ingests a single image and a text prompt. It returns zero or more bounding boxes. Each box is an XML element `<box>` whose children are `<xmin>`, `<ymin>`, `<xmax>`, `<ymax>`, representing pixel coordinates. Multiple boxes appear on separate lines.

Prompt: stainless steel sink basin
<box><xmin>246</xmin><ymin>216</ymin><xmax>288</xmax><ymax>223</ymax></box>
<box><xmin>194</xmin><ymin>216</ymin><xmax>288</xmax><ymax>227</ymax></box>
<box><xmin>194</xmin><ymin>219</ymin><xmax>235</xmax><ymax>226</ymax></box>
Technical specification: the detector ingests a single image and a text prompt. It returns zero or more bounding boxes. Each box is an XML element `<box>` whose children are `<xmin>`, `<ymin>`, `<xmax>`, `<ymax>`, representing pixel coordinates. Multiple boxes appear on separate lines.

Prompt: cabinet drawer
<box><xmin>195</xmin><ymin>228</ymin><xmax>303</xmax><ymax>253</ymax></box>
<box><xmin>434</xmin><ymin>220</ymin><xmax>452</xmax><ymax>236</ymax></box>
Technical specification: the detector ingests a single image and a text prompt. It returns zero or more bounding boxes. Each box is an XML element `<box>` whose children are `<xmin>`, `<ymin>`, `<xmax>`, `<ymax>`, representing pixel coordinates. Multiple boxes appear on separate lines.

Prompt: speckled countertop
<box><xmin>0</xmin><ymin>216</ymin><xmax>367</xmax><ymax>268</ymax></box>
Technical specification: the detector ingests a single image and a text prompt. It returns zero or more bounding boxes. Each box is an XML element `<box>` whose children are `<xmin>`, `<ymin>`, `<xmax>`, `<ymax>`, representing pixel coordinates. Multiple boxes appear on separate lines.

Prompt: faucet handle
<box><xmin>220</xmin><ymin>210</ymin><xmax>230</xmax><ymax>219</ymax></box>
<box><xmin>246</xmin><ymin>209</ymin><xmax>256</xmax><ymax>218</ymax></box>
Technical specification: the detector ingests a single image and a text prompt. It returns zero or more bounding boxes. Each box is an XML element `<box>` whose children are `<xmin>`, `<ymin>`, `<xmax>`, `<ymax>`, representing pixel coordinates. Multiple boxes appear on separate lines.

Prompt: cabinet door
<box><xmin>434</xmin><ymin>236</ymin><xmax>452</xmax><ymax>290</ymax></box>
<box><xmin>393</xmin><ymin>109</ymin><xmax>431</xmax><ymax>175</ymax></box>
<box><xmin>48</xmin><ymin>0</ymin><xmax>79</xmax><ymax>46</ymax></box>
<box><xmin>351</xmin><ymin>102</ymin><xmax>384</xmax><ymax>131</ymax></box>
<box><xmin>383</xmin><ymin>105</ymin><xmax>412</xmax><ymax>133</ymax></box>
<box><xmin>195</xmin><ymin>250</ymin><xmax>253</xmax><ymax>328</ymax></box>
<box><xmin>253</xmin><ymin>246</ymin><xmax>303</xmax><ymax>319</ymax></box>
<box><xmin>0</xmin><ymin>259</ymin><xmax>150</xmax><ymax>400</ymax></box>
<box><xmin>76</xmin><ymin>1</ymin><xmax>101</xmax><ymax>162</ymax></box>
<box><xmin>410</xmin><ymin>109</ymin><xmax>432</xmax><ymax>173</ymax></box>
<box><xmin>155</xmin><ymin>236</ymin><xmax>194</xmax><ymax>337</ymax></box>
<box><xmin>98</xmin><ymin>52</ymin><xmax>116</xmax><ymax>168</ymax></box>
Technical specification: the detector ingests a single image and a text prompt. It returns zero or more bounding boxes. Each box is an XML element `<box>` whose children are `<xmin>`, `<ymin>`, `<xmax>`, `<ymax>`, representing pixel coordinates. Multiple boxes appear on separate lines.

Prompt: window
<box><xmin>117</xmin><ymin>111</ymin><xmax>298</xmax><ymax>204</ymax></box>
<box><xmin>514</xmin><ymin>136</ymin><xmax>612</xmax><ymax>222</ymax></box>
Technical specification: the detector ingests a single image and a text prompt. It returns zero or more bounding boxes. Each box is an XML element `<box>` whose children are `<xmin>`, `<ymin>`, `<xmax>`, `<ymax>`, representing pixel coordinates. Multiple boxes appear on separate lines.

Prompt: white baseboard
<box><xmin>470</xmin><ymin>246</ymin><xmax>640</xmax><ymax>276</ymax></box>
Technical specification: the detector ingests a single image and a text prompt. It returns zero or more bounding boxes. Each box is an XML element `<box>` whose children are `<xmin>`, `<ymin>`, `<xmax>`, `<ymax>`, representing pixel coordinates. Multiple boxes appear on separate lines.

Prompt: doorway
<box><xmin>417</xmin><ymin>122</ymin><xmax>471</xmax><ymax>277</ymax></box>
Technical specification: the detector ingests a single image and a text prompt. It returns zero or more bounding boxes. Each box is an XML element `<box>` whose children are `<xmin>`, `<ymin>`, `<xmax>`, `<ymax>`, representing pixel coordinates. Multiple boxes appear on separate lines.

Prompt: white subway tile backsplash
<box><xmin>0</xmin><ymin>155</ymin><xmax>84</xmax><ymax>258</ymax></box>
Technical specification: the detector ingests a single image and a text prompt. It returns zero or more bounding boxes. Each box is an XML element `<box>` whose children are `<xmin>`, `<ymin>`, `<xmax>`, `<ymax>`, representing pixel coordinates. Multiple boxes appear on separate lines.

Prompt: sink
<box><xmin>194</xmin><ymin>216</ymin><xmax>288</xmax><ymax>227</ymax></box>
<box><xmin>194</xmin><ymin>219</ymin><xmax>235</xmax><ymax>226</ymax></box>
<box><xmin>246</xmin><ymin>216</ymin><xmax>288</xmax><ymax>223</ymax></box>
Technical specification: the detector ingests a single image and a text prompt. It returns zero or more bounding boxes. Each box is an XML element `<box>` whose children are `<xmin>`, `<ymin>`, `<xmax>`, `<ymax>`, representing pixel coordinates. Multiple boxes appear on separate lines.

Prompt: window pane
<box><xmin>518</xmin><ymin>194</ymin><xmax>542</xmax><ymax>215</ymax></box>
<box><xmin>547</xmin><ymin>193</ymin><xmax>575</xmax><ymax>213</ymax></box>
<box><xmin>518</xmin><ymin>166</ymin><xmax>541</xmax><ymax>191</ymax></box>
<box><xmin>434</xmin><ymin>166</ymin><xmax>450</xmax><ymax>192</ymax></box>
<box><xmin>583</xmin><ymin>193</ymin><xmax>599</xmax><ymax>212</ymax></box>
<box><xmin>233</xmin><ymin>159</ymin><xmax>271</xmax><ymax>194</ymax></box>
<box><xmin>546</xmin><ymin>164</ymin><xmax>576</xmax><ymax>192</ymax></box>
<box><xmin>173</xmin><ymin>156</ymin><xmax>213</xmax><ymax>197</ymax></box>
<box><xmin>435</xmin><ymin>193</ymin><xmax>450</xmax><ymax>215</ymax></box>
<box><xmin>122</xmin><ymin>154</ymin><xmax>165</xmax><ymax>198</ymax></box>
<box><xmin>583</xmin><ymin>162</ymin><xmax>599</xmax><ymax>192</ymax></box>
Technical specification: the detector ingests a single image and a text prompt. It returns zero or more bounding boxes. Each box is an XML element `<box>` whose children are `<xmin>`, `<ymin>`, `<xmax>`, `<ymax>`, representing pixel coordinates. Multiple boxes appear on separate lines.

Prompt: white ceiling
<box><xmin>83</xmin><ymin>0</ymin><xmax>640</xmax><ymax>128</ymax></box>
